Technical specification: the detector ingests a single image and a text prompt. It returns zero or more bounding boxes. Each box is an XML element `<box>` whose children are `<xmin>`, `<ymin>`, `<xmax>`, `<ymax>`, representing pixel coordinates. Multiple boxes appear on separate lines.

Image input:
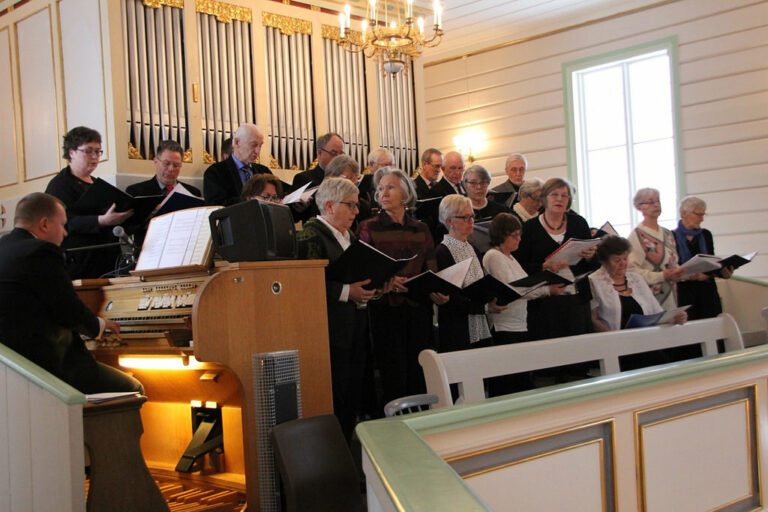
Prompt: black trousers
<box><xmin>329</xmin><ymin>308</ymin><xmax>368</xmax><ymax>442</ymax></box>
<box><xmin>368</xmin><ymin>301</ymin><xmax>432</xmax><ymax>407</ymax></box>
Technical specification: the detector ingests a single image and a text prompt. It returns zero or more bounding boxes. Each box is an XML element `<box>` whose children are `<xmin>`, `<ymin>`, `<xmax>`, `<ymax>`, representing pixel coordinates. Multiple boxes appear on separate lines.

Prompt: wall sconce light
<box><xmin>453</xmin><ymin>129</ymin><xmax>487</xmax><ymax>164</ymax></box>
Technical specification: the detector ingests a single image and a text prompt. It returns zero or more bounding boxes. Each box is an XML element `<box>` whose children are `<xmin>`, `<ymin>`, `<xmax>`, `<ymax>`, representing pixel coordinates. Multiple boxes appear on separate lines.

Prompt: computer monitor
<box><xmin>209</xmin><ymin>200</ymin><xmax>297</xmax><ymax>261</ymax></box>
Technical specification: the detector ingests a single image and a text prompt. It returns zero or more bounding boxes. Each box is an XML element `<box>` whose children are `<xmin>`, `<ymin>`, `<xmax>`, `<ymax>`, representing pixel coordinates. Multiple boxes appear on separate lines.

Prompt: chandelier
<box><xmin>337</xmin><ymin>0</ymin><xmax>444</xmax><ymax>74</ymax></box>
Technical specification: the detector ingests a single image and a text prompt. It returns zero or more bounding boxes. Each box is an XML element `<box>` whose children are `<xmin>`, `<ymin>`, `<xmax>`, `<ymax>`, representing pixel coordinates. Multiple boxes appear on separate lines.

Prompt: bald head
<box><xmin>442</xmin><ymin>151</ymin><xmax>464</xmax><ymax>185</ymax></box>
<box><xmin>232</xmin><ymin>124</ymin><xmax>264</xmax><ymax>165</ymax></box>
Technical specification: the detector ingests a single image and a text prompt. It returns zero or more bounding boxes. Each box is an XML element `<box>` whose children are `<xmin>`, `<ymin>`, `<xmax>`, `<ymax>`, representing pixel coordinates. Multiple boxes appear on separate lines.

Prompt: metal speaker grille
<box><xmin>252</xmin><ymin>350</ymin><xmax>302</xmax><ymax>512</ymax></box>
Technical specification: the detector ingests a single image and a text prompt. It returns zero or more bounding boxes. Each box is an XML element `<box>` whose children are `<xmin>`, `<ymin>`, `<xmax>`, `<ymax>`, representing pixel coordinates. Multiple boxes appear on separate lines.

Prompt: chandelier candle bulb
<box><xmin>417</xmin><ymin>16</ymin><xmax>424</xmax><ymax>34</ymax></box>
<box><xmin>370</xmin><ymin>0</ymin><xmax>377</xmax><ymax>22</ymax></box>
<box><xmin>406</xmin><ymin>0</ymin><xmax>413</xmax><ymax>19</ymax></box>
<box><xmin>339</xmin><ymin>13</ymin><xmax>346</xmax><ymax>37</ymax></box>
<box><xmin>344</xmin><ymin>4</ymin><xmax>351</xmax><ymax>28</ymax></box>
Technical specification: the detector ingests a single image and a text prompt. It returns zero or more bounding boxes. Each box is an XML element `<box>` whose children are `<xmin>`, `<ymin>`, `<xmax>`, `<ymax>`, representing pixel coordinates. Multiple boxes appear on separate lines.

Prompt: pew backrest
<box><xmin>0</xmin><ymin>343</ymin><xmax>86</xmax><ymax>512</ymax></box>
<box><xmin>419</xmin><ymin>314</ymin><xmax>744</xmax><ymax>408</ymax></box>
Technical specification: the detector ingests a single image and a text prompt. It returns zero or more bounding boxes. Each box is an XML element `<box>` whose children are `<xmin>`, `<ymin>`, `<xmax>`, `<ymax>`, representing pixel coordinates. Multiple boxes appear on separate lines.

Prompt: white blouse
<box><xmin>589</xmin><ymin>267</ymin><xmax>663</xmax><ymax>331</ymax></box>
<box><xmin>482</xmin><ymin>248</ymin><xmax>548</xmax><ymax>332</ymax></box>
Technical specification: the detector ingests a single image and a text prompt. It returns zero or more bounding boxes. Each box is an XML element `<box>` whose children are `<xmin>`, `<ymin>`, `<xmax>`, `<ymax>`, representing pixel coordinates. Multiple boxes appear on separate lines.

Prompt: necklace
<box><xmin>612</xmin><ymin>277</ymin><xmax>629</xmax><ymax>293</ymax></box>
<box><xmin>542</xmin><ymin>214</ymin><xmax>566</xmax><ymax>231</ymax></box>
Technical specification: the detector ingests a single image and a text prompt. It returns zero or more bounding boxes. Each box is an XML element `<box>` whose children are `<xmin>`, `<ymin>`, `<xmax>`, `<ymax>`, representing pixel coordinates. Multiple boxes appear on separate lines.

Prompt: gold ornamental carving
<box><xmin>196</xmin><ymin>0</ymin><xmax>252</xmax><ymax>24</ymax></box>
<box><xmin>268</xmin><ymin>156</ymin><xmax>281</xmax><ymax>170</ymax></box>
<box><xmin>128</xmin><ymin>142</ymin><xmax>143</xmax><ymax>160</ymax></box>
<box><xmin>183</xmin><ymin>149</ymin><xmax>193</xmax><ymax>163</ymax></box>
<box><xmin>203</xmin><ymin>150</ymin><xmax>215</xmax><ymax>164</ymax></box>
<box><xmin>262</xmin><ymin>12</ymin><xmax>311</xmax><ymax>36</ymax></box>
<box><xmin>142</xmin><ymin>0</ymin><xmax>184</xmax><ymax>8</ymax></box>
<box><xmin>322</xmin><ymin>24</ymin><xmax>362</xmax><ymax>45</ymax></box>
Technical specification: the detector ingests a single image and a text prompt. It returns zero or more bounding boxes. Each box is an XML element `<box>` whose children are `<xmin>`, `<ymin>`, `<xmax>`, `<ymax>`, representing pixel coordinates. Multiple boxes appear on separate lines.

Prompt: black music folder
<box><xmin>404</xmin><ymin>270</ymin><xmax>462</xmax><ymax>302</ymax></box>
<box><xmin>73</xmin><ymin>178</ymin><xmax>163</xmax><ymax>222</ymax></box>
<box><xmin>460</xmin><ymin>274</ymin><xmax>524</xmax><ymax>306</ymax></box>
<box><xmin>325</xmin><ymin>240</ymin><xmax>416</xmax><ymax>289</ymax></box>
<box><xmin>704</xmin><ymin>251</ymin><xmax>757</xmax><ymax>275</ymax></box>
<box><xmin>510</xmin><ymin>270</ymin><xmax>573</xmax><ymax>288</ymax></box>
<box><xmin>155</xmin><ymin>190</ymin><xmax>204</xmax><ymax>217</ymax></box>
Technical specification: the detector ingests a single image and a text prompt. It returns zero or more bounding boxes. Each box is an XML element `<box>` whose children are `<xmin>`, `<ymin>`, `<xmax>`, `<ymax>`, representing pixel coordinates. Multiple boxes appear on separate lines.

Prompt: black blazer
<box><xmin>203</xmin><ymin>156</ymin><xmax>271</xmax><ymax>206</ymax></box>
<box><xmin>430</xmin><ymin>178</ymin><xmax>464</xmax><ymax>199</ymax></box>
<box><xmin>126</xmin><ymin>177</ymin><xmax>201</xmax><ymax>198</ymax></box>
<box><xmin>45</xmin><ymin>166</ymin><xmax>121</xmax><ymax>279</ymax></box>
<box><xmin>297</xmin><ymin>218</ymin><xmax>360</xmax><ymax>350</ymax></box>
<box><xmin>412</xmin><ymin>175</ymin><xmax>432</xmax><ymax>200</ymax></box>
<box><xmin>291</xmin><ymin>166</ymin><xmax>325</xmax><ymax>191</ymax></box>
<box><xmin>0</xmin><ymin>228</ymin><xmax>101</xmax><ymax>386</ymax></box>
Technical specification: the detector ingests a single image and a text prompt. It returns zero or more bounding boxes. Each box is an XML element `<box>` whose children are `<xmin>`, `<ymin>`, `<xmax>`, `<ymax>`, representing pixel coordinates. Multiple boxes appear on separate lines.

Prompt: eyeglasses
<box><xmin>453</xmin><ymin>214</ymin><xmax>474</xmax><ymax>222</ymax></box>
<box><xmin>464</xmin><ymin>180</ymin><xmax>489</xmax><ymax>187</ymax></box>
<box><xmin>320</xmin><ymin>148</ymin><xmax>344</xmax><ymax>158</ymax></box>
<box><xmin>158</xmin><ymin>160</ymin><xmax>182</xmax><ymax>169</ymax></box>
<box><xmin>258</xmin><ymin>194</ymin><xmax>281</xmax><ymax>202</ymax></box>
<box><xmin>338</xmin><ymin>201</ymin><xmax>360</xmax><ymax>211</ymax></box>
<box><xmin>638</xmin><ymin>200</ymin><xmax>661</xmax><ymax>205</ymax></box>
<box><xmin>548</xmin><ymin>192</ymin><xmax>571</xmax><ymax>199</ymax></box>
<box><xmin>76</xmin><ymin>148</ymin><xmax>103</xmax><ymax>157</ymax></box>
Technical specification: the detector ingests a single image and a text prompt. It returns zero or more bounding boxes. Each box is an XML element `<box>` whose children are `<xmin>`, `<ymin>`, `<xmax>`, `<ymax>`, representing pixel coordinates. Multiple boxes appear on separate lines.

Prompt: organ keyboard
<box><xmin>76</xmin><ymin>260</ymin><xmax>333</xmax><ymax>511</ymax></box>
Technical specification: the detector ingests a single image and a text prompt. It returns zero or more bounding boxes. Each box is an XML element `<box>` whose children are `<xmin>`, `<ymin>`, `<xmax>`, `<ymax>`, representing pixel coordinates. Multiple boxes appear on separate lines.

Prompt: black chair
<box><xmin>270</xmin><ymin>415</ymin><xmax>365</xmax><ymax>512</ymax></box>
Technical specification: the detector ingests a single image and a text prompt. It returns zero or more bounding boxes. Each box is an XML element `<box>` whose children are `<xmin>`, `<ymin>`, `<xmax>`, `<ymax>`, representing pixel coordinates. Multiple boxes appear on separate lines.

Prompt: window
<box><xmin>564</xmin><ymin>39</ymin><xmax>683</xmax><ymax>234</ymax></box>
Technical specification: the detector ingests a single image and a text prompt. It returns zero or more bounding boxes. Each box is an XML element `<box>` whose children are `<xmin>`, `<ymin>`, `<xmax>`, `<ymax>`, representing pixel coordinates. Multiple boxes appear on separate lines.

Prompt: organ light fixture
<box><xmin>337</xmin><ymin>0</ymin><xmax>444</xmax><ymax>74</ymax></box>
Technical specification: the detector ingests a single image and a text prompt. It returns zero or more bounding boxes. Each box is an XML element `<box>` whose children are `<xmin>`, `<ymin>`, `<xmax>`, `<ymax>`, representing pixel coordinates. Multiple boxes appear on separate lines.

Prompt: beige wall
<box><xmin>422</xmin><ymin>0</ymin><xmax>768</xmax><ymax>281</ymax></box>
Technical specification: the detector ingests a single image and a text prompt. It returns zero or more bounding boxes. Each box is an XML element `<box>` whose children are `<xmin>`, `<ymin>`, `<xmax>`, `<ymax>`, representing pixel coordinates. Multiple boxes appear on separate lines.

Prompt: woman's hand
<box><xmin>349</xmin><ymin>279</ymin><xmax>376</xmax><ymax>303</ymax></box>
<box><xmin>662</xmin><ymin>266</ymin><xmax>684</xmax><ymax>282</ymax></box>
<box><xmin>579</xmin><ymin>245</ymin><xmax>597</xmax><ymax>260</ymax></box>
<box><xmin>543</xmin><ymin>258</ymin><xmax>569</xmax><ymax>272</ymax></box>
<box><xmin>430</xmin><ymin>292</ymin><xmax>450</xmax><ymax>305</ymax></box>
<box><xmin>386</xmin><ymin>275</ymin><xmax>410</xmax><ymax>294</ymax></box>
<box><xmin>486</xmin><ymin>298</ymin><xmax>506</xmax><ymax>314</ymax></box>
<box><xmin>720</xmin><ymin>266</ymin><xmax>734</xmax><ymax>279</ymax></box>
<box><xmin>688</xmin><ymin>272</ymin><xmax>709</xmax><ymax>282</ymax></box>
<box><xmin>548</xmin><ymin>284</ymin><xmax>566</xmax><ymax>296</ymax></box>
<box><xmin>98</xmin><ymin>203</ymin><xmax>134</xmax><ymax>226</ymax></box>
<box><xmin>673</xmin><ymin>310</ymin><xmax>688</xmax><ymax>325</ymax></box>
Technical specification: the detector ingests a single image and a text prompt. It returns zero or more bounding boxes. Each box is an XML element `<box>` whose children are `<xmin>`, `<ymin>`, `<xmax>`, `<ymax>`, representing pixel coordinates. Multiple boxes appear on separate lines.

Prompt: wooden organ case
<box><xmin>76</xmin><ymin>260</ymin><xmax>333</xmax><ymax>511</ymax></box>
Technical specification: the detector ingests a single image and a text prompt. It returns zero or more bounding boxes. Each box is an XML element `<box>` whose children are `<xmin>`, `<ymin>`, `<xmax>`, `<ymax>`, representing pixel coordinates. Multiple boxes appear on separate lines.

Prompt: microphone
<box><xmin>112</xmin><ymin>226</ymin><xmax>135</xmax><ymax>258</ymax></box>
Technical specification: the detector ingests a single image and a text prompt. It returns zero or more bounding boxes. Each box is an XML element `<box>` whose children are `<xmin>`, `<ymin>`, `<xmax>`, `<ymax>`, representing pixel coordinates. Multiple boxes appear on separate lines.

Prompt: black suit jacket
<box><xmin>291</xmin><ymin>166</ymin><xmax>325</xmax><ymax>191</ymax></box>
<box><xmin>430</xmin><ymin>178</ymin><xmax>464</xmax><ymax>198</ymax></box>
<box><xmin>0</xmin><ymin>228</ymin><xmax>101</xmax><ymax>386</ymax></box>
<box><xmin>413</xmin><ymin>175</ymin><xmax>432</xmax><ymax>200</ymax></box>
<box><xmin>45</xmin><ymin>166</ymin><xmax>121</xmax><ymax>279</ymax></box>
<box><xmin>126</xmin><ymin>177</ymin><xmax>201</xmax><ymax>198</ymax></box>
<box><xmin>203</xmin><ymin>156</ymin><xmax>272</xmax><ymax>206</ymax></box>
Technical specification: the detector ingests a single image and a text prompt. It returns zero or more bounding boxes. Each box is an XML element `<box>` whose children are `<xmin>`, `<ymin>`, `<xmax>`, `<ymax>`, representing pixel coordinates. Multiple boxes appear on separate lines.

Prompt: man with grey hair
<box><xmin>491</xmin><ymin>153</ymin><xmax>528</xmax><ymax>207</ymax></box>
<box><xmin>292</xmin><ymin>132</ymin><xmax>345</xmax><ymax>191</ymax></box>
<box><xmin>414</xmin><ymin>148</ymin><xmax>442</xmax><ymax>200</ymax></box>
<box><xmin>359</xmin><ymin>148</ymin><xmax>395</xmax><ymax>204</ymax></box>
<box><xmin>430</xmin><ymin>151</ymin><xmax>465</xmax><ymax>198</ymax></box>
<box><xmin>203</xmin><ymin>123</ymin><xmax>272</xmax><ymax>206</ymax></box>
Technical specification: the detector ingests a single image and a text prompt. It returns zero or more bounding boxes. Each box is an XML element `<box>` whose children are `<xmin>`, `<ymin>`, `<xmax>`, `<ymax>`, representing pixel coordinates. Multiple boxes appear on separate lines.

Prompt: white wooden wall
<box><xmin>422</xmin><ymin>0</ymin><xmax>768</xmax><ymax>281</ymax></box>
<box><xmin>0</xmin><ymin>347</ymin><xmax>86</xmax><ymax>512</ymax></box>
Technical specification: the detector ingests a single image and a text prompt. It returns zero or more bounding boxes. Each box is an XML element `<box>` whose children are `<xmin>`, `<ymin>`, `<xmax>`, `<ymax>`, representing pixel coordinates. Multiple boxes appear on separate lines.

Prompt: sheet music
<box><xmin>136</xmin><ymin>206</ymin><xmax>220</xmax><ymax>271</ymax></box>
<box><xmin>282</xmin><ymin>182</ymin><xmax>314</xmax><ymax>204</ymax></box>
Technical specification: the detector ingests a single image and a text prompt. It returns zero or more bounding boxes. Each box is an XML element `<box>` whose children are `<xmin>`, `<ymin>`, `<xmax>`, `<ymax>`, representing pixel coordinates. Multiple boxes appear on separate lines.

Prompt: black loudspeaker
<box><xmin>209</xmin><ymin>200</ymin><xmax>297</xmax><ymax>261</ymax></box>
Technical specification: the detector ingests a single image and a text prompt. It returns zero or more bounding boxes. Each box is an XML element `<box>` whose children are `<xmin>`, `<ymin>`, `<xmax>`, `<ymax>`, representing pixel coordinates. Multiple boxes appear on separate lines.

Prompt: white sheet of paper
<box><xmin>136</xmin><ymin>206</ymin><xmax>219</xmax><ymax>271</ymax></box>
<box><xmin>547</xmin><ymin>238</ymin><xmax>602</xmax><ymax>266</ymax></box>
<box><xmin>437</xmin><ymin>257</ymin><xmax>473</xmax><ymax>288</ymax></box>
<box><xmin>282</xmin><ymin>182</ymin><xmax>311</xmax><ymax>204</ymax></box>
<box><xmin>679</xmin><ymin>253</ymin><xmax>721</xmax><ymax>277</ymax></box>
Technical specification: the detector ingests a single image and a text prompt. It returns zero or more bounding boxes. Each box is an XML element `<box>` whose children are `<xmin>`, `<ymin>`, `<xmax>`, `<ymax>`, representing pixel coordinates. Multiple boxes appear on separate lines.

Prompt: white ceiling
<box><xmin>424</xmin><ymin>0</ymin><xmax>668</xmax><ymax>62</ymax></box>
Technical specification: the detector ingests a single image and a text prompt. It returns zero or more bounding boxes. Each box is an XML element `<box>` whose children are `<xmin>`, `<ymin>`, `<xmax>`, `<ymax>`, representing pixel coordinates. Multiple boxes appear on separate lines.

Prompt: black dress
<box><xmin>514</xmin><ymin>212</ymin><xmax>599</xmax><ymax>341</ymax></box>
<box><xmin>45</xmin><ymin>167</ymin><xmax>121</xmax><ymax>279</ymax></box>
<box><xmin>675</xmin><ymin>229</ymin><xmax>723</xmax><ymax>320</ymax></box>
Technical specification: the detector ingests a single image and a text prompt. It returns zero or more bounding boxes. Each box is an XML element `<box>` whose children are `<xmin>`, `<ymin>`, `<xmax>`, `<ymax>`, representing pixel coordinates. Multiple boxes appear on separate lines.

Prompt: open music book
<box><xmin>133</xmin><ymin>206</ymin><xmax>221</xmax><ymax>274</ymax></box>
<box><xmin>404</xmin><ymin>258</ymin><xmax>472</xmax><ymax>302</ymax></box>
<box><xmin>625</xmin><ymin>305</ymin><xmax>691</xmax><ymax>329</ymax></box>
<box><xmin>546</xmin><ymin>237</ymin><xmax>602</xmax><ymax>266</ymax></box>
<box><xmin>325</xmin><ymin>240</ymin><xmax>417</xmax><ymax>289</ymax></box>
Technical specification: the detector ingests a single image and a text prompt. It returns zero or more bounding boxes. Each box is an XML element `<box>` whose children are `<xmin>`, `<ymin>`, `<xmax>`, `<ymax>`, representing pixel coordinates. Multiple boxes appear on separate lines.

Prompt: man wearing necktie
<box><xmin>126</xmin><ymin>140</ymin><xmax>201</xmax><ymax>198</ymax></box>
<box><xmin>429</xmin><ymin>151</ymin><xmax>466</xmax><ymax>199</ymax></box>
<box><xmin>203</xmin><ymin>123</ymin><xmax>273</xmax><ymax>206</ymax></box>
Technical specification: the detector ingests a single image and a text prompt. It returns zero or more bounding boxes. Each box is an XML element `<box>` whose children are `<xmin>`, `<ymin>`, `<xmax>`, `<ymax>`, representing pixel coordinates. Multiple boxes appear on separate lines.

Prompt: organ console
<box><xmin>76</xmin><ymin>260</ymin><xmax>333</xmax><ymax>511</ymax></box>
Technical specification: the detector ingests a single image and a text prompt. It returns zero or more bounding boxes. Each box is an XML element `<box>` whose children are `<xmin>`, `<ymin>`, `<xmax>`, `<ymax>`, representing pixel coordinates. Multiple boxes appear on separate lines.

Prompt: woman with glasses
<box><xmin>514</xmin><ymin>177</ymin><xmax>599</xmax><ymax>341</ymax></box>
<box><xmin>483</xmin><ymin>213</ymin><xmax>562</xmax><ymax>394</ymax></box>
<box><xmin>357</xmin><ymin>167</ymin><xmax>442</xmax><ymax>407</ymax></box>
<box><xmin>627</xmin><ymin>188</ymin><xmax>684</xmax><ymax>310</ymax></box>
<box><xmin>674</xmin><ymin>196</ymin><xmax>732</xmax><ymax>320</ymax></box>
<box><xmin>512</xmin><ymin>178</ymin><xmax>544</xmax><ymax>223</ymax></box>
<box><xmin>297</xmin><ymin>177</ymin><xmax>376</xmax><ymax>441</ymax></box>
<box><xmin>463</xmin><ymin>165</ymin><xmax>511</xmax><ymax>220</ymax></box>
<box><xmin>436</xmin><ymin>195</ymin><xmax>504</xmax><ymax>353</ymax></box>
<box><xmin>241</xmin><ymin>174</ymin><xmax>283</xmax><ymax>203</ymax></box>
<box><xmin>45</xmin><ymin>126</ymin><xmax>134</xmax><ymax>278</ymax></box>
